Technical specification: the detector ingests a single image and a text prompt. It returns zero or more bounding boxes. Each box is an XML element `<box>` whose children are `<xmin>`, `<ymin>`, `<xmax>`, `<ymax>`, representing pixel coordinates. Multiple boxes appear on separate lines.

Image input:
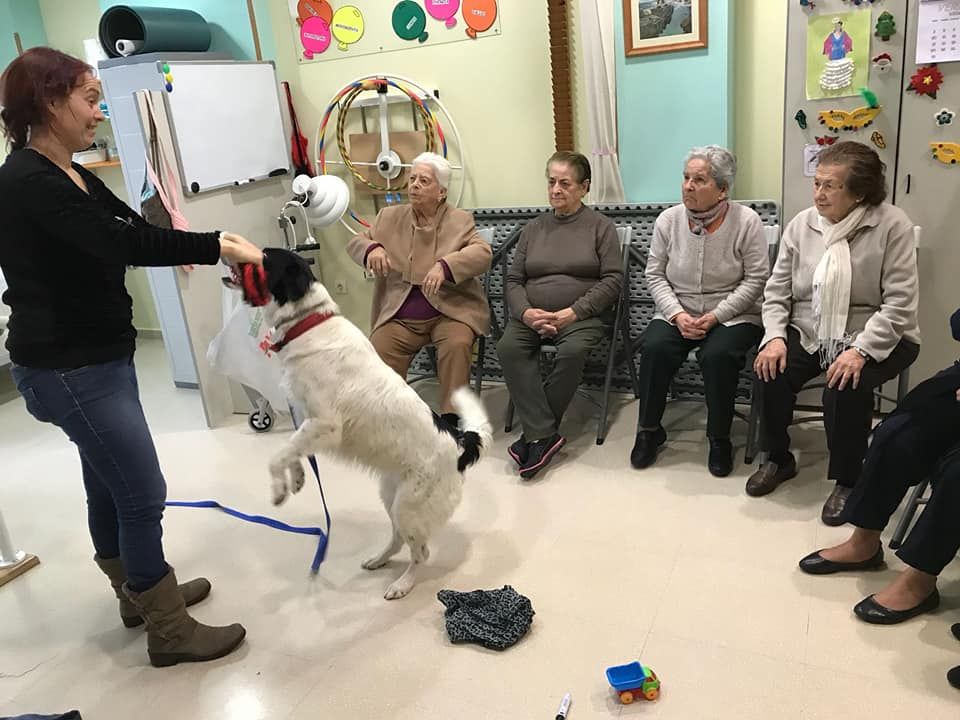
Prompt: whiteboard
<box><xmin>163</xmin><ymin>61</ymin><xmax>290</xmax><ymax>195</ymax></box>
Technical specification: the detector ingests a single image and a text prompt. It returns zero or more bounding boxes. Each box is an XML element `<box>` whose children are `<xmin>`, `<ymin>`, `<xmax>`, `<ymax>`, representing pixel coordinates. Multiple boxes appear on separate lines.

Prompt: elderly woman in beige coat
<box><xmin>749</xmin><ymin>141</ymin><xmax>920</xmax><ymax>525</ymax></box>
<box><xmin>347</xmin><ymin>152</ymin><xmax>492</xmax><ymax>428</ymax></box>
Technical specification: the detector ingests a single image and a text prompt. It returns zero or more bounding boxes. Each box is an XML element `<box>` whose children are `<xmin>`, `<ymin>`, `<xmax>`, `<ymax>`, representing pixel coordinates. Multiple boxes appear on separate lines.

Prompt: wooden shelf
<box><xmin>82</xmin><ymin>159</ymin><xmax>121</xmax><ymax>170</ymax></box>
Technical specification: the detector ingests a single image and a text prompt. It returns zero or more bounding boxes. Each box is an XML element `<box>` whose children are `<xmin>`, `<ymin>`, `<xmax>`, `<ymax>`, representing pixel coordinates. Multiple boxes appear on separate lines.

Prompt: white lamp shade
<box><xmin>294</xmin><ymin>174</ymin><xmax>351</xmax><ymax>228</ymax></box>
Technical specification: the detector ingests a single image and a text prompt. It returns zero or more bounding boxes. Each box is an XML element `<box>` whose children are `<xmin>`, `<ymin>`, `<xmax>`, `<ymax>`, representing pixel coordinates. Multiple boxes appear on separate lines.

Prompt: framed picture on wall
<box><xmin>623</xmin><ymin>0</ymin><xmax>708</xmax><ymax>57</ymax></box>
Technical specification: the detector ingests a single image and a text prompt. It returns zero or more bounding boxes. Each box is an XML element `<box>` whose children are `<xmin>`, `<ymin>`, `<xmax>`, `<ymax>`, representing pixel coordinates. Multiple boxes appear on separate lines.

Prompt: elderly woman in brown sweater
<box><xmin>498</xmin><ymin>151</ymin><xmax>623</xmax><ymax>480</ymax></box>
<box><xmin>347</xmin><ymin>152</ymin><xmax>492</xmax><ymax>428</ymax></box>
<box><xmin>749</xmin><ymin>141</ymin><xmax>920</xmax><ymax>525</ymax></box>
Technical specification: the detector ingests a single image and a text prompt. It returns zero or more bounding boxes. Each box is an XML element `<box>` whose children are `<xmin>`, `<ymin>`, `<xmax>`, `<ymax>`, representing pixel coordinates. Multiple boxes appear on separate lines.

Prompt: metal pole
<box><xmin>0</xmin><ymin>508</ymin><xmax>26</xmax><ymax>569</ymax></box>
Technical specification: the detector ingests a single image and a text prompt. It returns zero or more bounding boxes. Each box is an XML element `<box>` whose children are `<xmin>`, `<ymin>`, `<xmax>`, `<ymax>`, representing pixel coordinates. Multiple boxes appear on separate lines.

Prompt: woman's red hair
<box><xmin>0</xmin><ymin>47</ymin><xmax>92</xmax><ymax>151</ymax></box>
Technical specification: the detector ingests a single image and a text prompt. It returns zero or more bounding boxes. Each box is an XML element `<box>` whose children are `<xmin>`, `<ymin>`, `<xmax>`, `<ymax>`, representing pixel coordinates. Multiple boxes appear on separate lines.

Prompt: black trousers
<box><xmin>842</xmin><ymin>364</ymin><xmax>960</xmax><ymax>575</ymax></box>
<box><xmin>760</xmin><ymin>327</ymin><xmax>919</xmax><ymax>487</ymax></box>
<box><xmin>637</xmin><ymin>319</ymin><xmax>762</xmax><ymax>438</ymax></box>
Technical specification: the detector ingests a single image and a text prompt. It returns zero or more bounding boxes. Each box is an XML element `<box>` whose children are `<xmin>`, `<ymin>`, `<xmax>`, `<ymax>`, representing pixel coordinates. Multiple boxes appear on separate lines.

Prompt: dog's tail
<box><xmin>450</xmin><ymin>387</ymin><xmax>492</xmax><ymax>473</ymax></box>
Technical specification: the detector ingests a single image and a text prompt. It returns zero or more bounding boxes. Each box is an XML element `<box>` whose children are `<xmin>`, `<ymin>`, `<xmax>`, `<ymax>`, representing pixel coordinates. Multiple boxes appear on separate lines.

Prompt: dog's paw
<box><xmin>289</xmin><ymin>462</ymin><xmax>305</xmax><ymax>494</ymax></box>
<box><xmin>270</xmin><ymin>474</ymin><xmax>289</xmax><ymax>506</ymax></box>
<box><xmin>362</xmin><ymin>556</ymin><xmax>388</xmax><ymax>571</ymax></box>
<box><xmin>384</xmin><ymin>577</ymin><xmax>414</xmax><ymax>600</ymax></box>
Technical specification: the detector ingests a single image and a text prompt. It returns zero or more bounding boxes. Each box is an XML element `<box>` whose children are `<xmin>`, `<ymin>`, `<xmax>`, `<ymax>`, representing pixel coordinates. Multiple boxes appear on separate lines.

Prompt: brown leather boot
<box><xmin>123</xmin><ymin>568</ymin><xmax>245</xmax><ymax>667</ymax></box>
<box><xmin>94</xmin><ymin>555</ymin><xmax>211</xmax><ymax>628</ymax></box>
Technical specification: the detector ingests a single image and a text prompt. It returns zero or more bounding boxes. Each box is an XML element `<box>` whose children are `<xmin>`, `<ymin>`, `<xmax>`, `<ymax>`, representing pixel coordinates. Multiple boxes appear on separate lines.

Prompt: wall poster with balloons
<box><xmin>289</xmin><ymin>0</ymin><xmax>501</xmax><ymax>63</ymax></box>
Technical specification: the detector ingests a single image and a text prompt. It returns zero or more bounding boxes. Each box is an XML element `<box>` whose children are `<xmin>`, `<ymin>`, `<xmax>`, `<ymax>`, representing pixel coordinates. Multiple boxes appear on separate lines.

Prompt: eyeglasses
<box><xmin>813</xmin><ymin>180</ymin><xmax>846</xmax><ymax>193</ymax></box>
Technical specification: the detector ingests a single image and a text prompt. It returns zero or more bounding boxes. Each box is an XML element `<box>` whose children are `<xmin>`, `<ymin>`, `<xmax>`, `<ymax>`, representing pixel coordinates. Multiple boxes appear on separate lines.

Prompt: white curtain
<box><xmin>579</xmin><ymin>0</ymin><xmax>626</xmax><ymax>203</ymax></box>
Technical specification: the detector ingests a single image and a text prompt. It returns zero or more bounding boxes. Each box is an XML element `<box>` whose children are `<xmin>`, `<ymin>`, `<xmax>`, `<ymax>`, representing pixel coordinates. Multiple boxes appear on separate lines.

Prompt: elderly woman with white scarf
<box><xmin>749</xmin><ymin>141</ymin><xmax>920</xmax><ymax>525</ymax></box>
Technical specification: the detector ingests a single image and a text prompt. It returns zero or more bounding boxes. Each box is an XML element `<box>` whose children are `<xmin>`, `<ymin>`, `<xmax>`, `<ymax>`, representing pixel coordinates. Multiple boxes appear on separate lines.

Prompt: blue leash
<box><xmin>166</xmin><ymin>406</ymin><xmax>331</xmax><ymax>573</ymax></box>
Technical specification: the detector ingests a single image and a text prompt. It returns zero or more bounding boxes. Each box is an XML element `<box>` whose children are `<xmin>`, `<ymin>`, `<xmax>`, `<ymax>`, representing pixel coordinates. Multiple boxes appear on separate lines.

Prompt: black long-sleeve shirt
<box><xmin>0</xmin><ymin>148</ymin><xmax>221</xmax><ymax>369</ymax></box>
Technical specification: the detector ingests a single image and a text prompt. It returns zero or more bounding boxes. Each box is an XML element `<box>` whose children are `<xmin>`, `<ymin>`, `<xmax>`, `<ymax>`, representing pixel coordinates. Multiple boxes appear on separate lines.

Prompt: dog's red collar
<box><xmin>271</xmin><ymin>312</ymin><xmax>335</xmax><ymax>352</ymax></box>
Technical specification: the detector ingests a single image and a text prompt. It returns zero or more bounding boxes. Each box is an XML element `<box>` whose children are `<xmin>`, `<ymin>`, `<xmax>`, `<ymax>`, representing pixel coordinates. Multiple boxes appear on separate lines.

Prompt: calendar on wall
<box><xmin>917</xmin><ymin>0</ymin><xmax>960</xmax><ymax>63</ymax></box>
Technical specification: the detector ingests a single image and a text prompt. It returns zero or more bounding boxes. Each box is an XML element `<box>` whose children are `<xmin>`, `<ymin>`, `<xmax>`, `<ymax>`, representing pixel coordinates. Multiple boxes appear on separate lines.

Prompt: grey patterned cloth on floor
<box><xmin>437</xmin><ymin>585</ymin><xmax>535</xmax><ymax>651</ymax></box>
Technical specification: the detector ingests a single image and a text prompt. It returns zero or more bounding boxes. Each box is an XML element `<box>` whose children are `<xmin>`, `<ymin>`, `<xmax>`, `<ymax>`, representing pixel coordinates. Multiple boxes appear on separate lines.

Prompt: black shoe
<box><xmin>798</xmin><ymin>545</ymin><xmax>884</xmax><ymax>575</ymax></box>
<box><xmin>821</xmin><ymin>485</ymin><xmax>852</xmax><ymax>526</ymax></box>
<box><xmin>507</xmin><ymin>435</ymin><xmax>528</xmax><ymax>466</ymax></box>
<box><xmin>949</xmin><ymin>665</ymin><xmax>960</xmax><ymax>690</ymax></box>
<box><xmin>745</xmin><ymin>453</ymin><xmax>798</xmax><ymax>497</ymax></box>
<box><xmin>853</xmin><ymin>589</ymin><xmax>940</xmax><ymax>625</ymax></box>
<box><xmin>630</xmin><ymin>426</ymin><xmax>667</xmax><ymax>469</ymax></box>
<box><xmin>519</xmin><ymin>434</ymin><xmax>566</xmax><ymax>480</ymax></box>
<box><xmin>707</xmin><ymin>438</ymin><xmax>734</xmax><ymax>477</ymax></box>
<box><xmin>952</xmin><ymin>623</ymin><xmax>960</xmax><ymax>642</ymax></box>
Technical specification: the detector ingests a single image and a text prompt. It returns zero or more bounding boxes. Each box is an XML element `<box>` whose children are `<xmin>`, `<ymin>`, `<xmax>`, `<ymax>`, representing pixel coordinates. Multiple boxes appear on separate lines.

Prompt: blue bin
<box><xmin>606</xmin><ymin>661</ymin><xmax>646</xmax><ymax>691</ymax></box>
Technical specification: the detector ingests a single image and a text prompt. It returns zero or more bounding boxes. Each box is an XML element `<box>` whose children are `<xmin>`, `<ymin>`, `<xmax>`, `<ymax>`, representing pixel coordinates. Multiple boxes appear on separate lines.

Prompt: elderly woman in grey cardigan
<box><xmin>748</xmin><ymin>141</ymin><xmax>920</xmax><ymax>525</ymax></box>
<box><xmin>631</xmin><ymin>146</ymin><xmax>769</xmax><ymax>477</ymax></box>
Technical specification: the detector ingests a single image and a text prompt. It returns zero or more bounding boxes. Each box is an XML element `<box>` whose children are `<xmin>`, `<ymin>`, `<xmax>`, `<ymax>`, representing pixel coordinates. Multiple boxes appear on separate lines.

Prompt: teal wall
<box><xmin>99</xmin><ymin>0</ymin><xmax>276</xmax><ymax>61</ymax></box>
<box><xmin>0</xmin><ymin>0</ymin><xmax>48</xmax><ymax>71</ymax></box>
<box><xmin>616</xmin><ymin>0</ymin><xmax>735</xmax><ymax>203</ymax></box>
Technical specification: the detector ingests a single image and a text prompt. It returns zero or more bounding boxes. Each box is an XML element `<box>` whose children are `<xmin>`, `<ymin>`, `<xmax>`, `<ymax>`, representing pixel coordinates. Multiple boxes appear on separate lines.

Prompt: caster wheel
<box><xmin>249</xmin><ymin>410</ymin><xmax>273</xmax><ymax>433</ymax></box>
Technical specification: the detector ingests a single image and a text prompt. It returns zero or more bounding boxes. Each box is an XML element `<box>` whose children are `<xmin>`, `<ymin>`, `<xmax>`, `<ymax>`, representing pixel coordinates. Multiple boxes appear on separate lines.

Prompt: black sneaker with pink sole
<box><xmin>519</xmin><ymin>434</ymin><xmax>566</xmax><ymax>480</ymax></box>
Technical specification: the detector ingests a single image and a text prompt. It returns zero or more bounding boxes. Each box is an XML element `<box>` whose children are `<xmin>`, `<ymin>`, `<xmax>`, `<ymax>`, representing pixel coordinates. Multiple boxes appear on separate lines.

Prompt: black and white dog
<box><xmin>226</xmin><ymin>248</ymin><xmax>491</xmax><ymax>599</ymax></box>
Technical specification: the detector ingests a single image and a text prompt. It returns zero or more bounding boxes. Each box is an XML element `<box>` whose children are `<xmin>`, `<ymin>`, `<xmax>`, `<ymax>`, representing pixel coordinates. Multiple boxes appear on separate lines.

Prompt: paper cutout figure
<box><xmin>393</xmin><ymin>1</ymin><xmax>429</xmax><ymax>42</ymax></box>
<box><xmin>875</xmin><ymin>11</ymin><xmax>896</xmax><ymax>41</ymax></box>
<box><xmin>300</xmin><ymin>16</ymin><xmax>331</xmax><ymax>58</ymax></box>
<box><xmin>908</xmin><ymin>65</ymin><xmax>945</xmax><ymax>99</ymax></box>
<box><xmin>800</xmin><ymin>0</ymin><xmax>816</xmax><ymax>10</ymax></box>
<box><xmin>462</xmin><ymin>0</ymin><xmax>497</xmax><ymax>39</ymax></box>
<box><xmin>426</xmin><ymin>0</ymin><xmax>460</xmax><ymax>28</ymax></box>
<box><xmin>935</xmin><ymin>108</ymin><xmax>956</xmax><ymax>127</ymax></box>
<box><xmin>821</xmin><ymin>17</ymin><xmax>855</xmax><ymax>92</ymax></box>
<box><xmin>804</xmin><ymin>144</ymin><xmax>823</xmax><ymax>177</ymax></box>
<box><xmin>931</xmin><ymin>142</ymin><xmax>960</xmax><ymax>165</ymax></box>
<box><xmin>816</xmin><ymin>135</ymin><xmax>838</xmax><ymax>146</ymax></box>
<box><xmin>871</xmin><ymin>131</ymin><xmax>886</xmax><ymax>149</ymax></box>
<box><xmin>297</xmin><ymin>0</ymin><xmax>333</xmax><ymax>26</ymax></box>
<box><xmin>818</xmin><ymin>105</ymin><xmax>882</xmax><ymax>131</ymax></box>
<box><xmin>331</xmin><ymin>5</ymin><xmax>365</xmax><ymax>51</ymax></box>
<box><xmin>872</xmin><ymin>52</ymin><xmax>892</xmax><ymax>72</ymax></box>
<box><xmin>795</xmin><ymin>109</ymin><xmax>808</xmax><ymax>129</ymax></box>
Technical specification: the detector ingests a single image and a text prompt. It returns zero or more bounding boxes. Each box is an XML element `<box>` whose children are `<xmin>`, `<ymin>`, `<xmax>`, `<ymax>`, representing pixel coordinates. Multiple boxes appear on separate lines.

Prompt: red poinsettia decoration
<box><xmin>907</xmin><ymin>65</ymin><xmax>945</xmax><ymax>99</ymax></box>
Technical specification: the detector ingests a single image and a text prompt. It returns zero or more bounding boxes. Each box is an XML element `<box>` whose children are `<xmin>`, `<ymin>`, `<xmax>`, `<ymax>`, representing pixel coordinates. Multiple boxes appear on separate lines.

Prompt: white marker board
<box><xmin>163</xmin><ymin>61</ymin><xmax>290</xmax><ymax>194</ymax></box>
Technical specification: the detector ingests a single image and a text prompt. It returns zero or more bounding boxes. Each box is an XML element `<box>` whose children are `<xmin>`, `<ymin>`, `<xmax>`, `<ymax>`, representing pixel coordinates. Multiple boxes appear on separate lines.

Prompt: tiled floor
<box><xmin>1</xmin><ymin>339</ymin><xmax>958</xmax><ymax>719</ymax></box>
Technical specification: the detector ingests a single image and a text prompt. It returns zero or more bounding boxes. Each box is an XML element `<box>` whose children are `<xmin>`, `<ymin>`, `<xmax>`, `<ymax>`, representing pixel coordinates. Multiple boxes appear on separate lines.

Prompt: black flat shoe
<box><xmin>708</xmin><ymin>438</ymin><xmax>733</xmax><ymax>477</ymax></box>
<box><xmin>853</xmin><ymin>589</ymin><xmax>940</xmax><ymax>625</ymax></box>
<box><xmin>798</xmin><ymin>545</ymin><xmax>885</xmax><ymax>575</ymax></box>
<box><xmin>951</xmin><ymin>622</ymin><xmax>960</xmax><ymax>642</ymax></box>
<box><xmin>630</xmin><ymin>426</ymin><xmax>666</xmax><ymax>469</ymax></box>
<box><xmin>948</xmin><ymin>665</ymin><xmax>960</xmax><ymax>690</ymax></box>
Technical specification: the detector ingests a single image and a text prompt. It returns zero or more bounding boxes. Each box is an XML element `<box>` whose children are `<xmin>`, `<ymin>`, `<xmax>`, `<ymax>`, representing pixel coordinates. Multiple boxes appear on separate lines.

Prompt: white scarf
<box><xmin>812</xmin><ymin>204</ymin><xmax>867</xmax><ymax>368</ymax></box>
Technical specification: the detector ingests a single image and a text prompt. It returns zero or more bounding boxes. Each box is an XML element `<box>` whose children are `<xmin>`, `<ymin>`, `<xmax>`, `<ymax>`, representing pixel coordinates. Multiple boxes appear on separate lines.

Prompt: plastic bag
<box><xmin>207</xmin><ymin>300</ymin><xmax>289</xmax><ymax>413</ymax></box>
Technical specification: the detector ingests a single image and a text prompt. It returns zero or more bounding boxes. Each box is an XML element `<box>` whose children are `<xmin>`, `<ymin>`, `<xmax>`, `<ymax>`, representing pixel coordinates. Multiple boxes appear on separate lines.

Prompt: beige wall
<box><xmin>733</xmin><ymin>0</ymin><xmax>787</xmax><ymax>202</ymax></box>
<box><xmin>36</xmin><ymin>0</ymin><xmax>161</xmax><ymax>332</ymax></box>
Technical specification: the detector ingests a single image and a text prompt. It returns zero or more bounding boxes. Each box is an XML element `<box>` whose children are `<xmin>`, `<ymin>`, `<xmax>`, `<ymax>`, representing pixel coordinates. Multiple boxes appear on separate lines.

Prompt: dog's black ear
<box><xmin>264</xmin><ymin>248</ymin><xmax>314</xmax><ymax>305</ymax></box>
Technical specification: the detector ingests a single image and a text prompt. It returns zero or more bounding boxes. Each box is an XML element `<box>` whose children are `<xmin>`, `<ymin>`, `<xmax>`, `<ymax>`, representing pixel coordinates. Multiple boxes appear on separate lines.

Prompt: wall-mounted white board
<box><xmin>163</xmin><ymin>61</ymin><xmax>290</xmax><ymax>195</ymax></box>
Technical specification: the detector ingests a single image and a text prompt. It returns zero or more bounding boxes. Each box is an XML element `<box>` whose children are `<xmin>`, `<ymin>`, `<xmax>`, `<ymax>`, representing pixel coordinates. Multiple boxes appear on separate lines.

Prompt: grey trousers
<box><xmin>497</xmin><ymin>317</ymin><xmax>607</xmax><ymax>440</ymax></box>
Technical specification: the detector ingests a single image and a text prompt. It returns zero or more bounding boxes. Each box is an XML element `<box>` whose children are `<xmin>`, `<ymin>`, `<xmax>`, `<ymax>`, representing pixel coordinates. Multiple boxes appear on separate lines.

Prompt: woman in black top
<box><xmin>0</xmin><ymin>48</ymin><xmax>261</xmax><ymax>667</ymax></box>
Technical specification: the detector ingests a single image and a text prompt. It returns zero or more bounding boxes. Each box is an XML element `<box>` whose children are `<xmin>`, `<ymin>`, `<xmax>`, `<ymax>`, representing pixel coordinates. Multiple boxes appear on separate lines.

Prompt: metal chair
<box><xmin>888</xmin><ymin>478</ymin><xmax>930</xmax><ymax>550</ymax></box>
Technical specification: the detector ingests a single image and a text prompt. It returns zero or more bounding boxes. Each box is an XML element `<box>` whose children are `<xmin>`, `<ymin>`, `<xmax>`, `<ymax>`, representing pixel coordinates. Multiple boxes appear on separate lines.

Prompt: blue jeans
<box><xmin>11</xmin><ymin>357</ymin><xmax>168</xmax><ymax>591</ymax></box>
